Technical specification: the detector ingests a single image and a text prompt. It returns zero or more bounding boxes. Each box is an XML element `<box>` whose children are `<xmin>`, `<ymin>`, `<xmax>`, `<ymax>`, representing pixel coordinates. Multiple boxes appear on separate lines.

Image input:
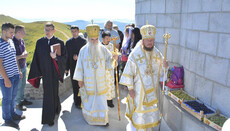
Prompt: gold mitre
<box><xmin>140</xmin><ymin>21</ymin><xmax>156</xmax><ymax>39</ymax></box>
<box><xmin>86</xmin><ymin>20</ymin><xmax>100</xmax><ymax>38</ymax></box>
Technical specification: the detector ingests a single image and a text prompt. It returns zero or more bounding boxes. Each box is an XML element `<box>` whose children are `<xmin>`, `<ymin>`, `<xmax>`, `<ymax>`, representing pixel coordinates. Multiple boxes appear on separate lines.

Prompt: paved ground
<box><xmin>0</xmin><ymin>86</ymin><xmax>129</xmax><ymax>131</ymax></box>
<box><xmin>0</xmin><ymin>85</ymin><xmax>171</xmax><ymax>131</ymax></box>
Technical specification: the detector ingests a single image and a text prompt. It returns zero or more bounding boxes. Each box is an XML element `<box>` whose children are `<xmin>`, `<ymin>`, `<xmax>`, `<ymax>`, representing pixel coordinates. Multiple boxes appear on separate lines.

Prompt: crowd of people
<box><xmin>0</xmin><ymin>20</ymin><xmax>168</xmax><ymax>131</ymax></box>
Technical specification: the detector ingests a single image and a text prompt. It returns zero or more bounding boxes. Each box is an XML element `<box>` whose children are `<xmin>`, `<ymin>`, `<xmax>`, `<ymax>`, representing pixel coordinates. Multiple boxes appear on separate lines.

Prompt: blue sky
<box><xmin>0</xmin><ymin>0</ymin><xmax>135</xmax><ymax>22</ymax></box>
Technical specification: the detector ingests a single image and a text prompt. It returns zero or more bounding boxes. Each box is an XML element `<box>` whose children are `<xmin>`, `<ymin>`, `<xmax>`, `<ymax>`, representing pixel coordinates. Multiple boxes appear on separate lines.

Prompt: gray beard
<box><xmin>88</xmin><ymin>41</ymin><xmax>101</xmax><ymax>59</ymax></box>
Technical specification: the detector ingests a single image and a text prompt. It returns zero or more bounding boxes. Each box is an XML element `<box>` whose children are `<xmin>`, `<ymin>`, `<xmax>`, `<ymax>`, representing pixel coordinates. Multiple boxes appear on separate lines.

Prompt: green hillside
<box><xmin>0</xmin><ymin>15</ymin><xmax>85</xmax><ymax>68</ymax></box>
<box><xmin>0</xmin><ymin>14</ymin><xmax>23</xmax><ymax>25</ymax></box>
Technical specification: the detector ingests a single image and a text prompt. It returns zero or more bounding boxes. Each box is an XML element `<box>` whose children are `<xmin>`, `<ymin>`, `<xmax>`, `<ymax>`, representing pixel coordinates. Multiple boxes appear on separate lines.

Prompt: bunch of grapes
<box><xmin>209</xmin><ymin>114</ymin><xmax>228</xmax><ymax>127</ymax></box>
<box><xmin>171</xmin><ymin>90</ymin><xmax>195</xmax><ymax>101</ymax></box>
<box><xmin>185</xmin><ymin>101</ymin><xmax>214</xmax><ymax>114</ymax></box>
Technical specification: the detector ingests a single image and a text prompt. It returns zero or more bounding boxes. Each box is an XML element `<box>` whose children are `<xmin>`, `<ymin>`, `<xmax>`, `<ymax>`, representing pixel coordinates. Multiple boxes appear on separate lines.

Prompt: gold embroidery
<box><xmin>86</xmin><ymin>56</ymin><xmax>91</xmax><ymax>68</ymax></box>
<box><xmin>86</xmin><ymin>87</ymin><xmax>108</xmax><ymax>95</ymax></box>
<box><xmin>119</xmin><ymin>82</ymin><xmax>133</xmax><ymax>87</ymax></box>
<box><xmin>98</xmin><ymin>76</ymin><xmax>105</xmax><ymax>80</ymax></box>
<box><xmin>143</xmin><ymin>99</ymin><xmax>158</xmax><ymax>107</ymax></box>
<box><xmin>136</xmin><ymin>54</ymin><xmax>145</xmax><ymax>63</ymax></box>
<box><xmin>145</xmin><ymin>88</ymin><xmax>154</xmax><ymax>94</ymax></box>
<box><xmin>85</xmin><ymin>77</ymin><xmax>93</xmax><ymax>79</ymax></box>
<box><xmin>86</xmin><ymin>86</ymin><xmax>93</xmax><ymax>89</ymax></box>
<box><xmin>98</xmin><ymin>88</ymin><xmax>108</xmax><ymax>95</ymax></box>
<box><xmin>85</xmin><ymin>81</ymin><xmax>93</xmax><ymax>84</ymax></box>
<box><xmin>122</xmin><ymin>74</ymin><xmax>133</xmax><ymax>78</ymax></box>
<box><xmin>92</xmin><ymin>117</ymin><xmax>106</xmax><ymax>122</ymax></box>
<box><xmin>125</xmin><ymin>113</ymin><xmax>160</xmax><ymax>129</ymax></box>
<box><xmin>83</xmin><ymin>106</ymin><xmax>108</xmax><ymax>113</ymax></box>
<box><xmin>135</xmin><ymin>107</ymin><xmax>159</xmax><ymax>114</ymax></box>
<box><xmin>99</xmin><ymin>80</ymin><xmax>105</xmax><ymax>84</ymax></box>
<box><xmin>77</xmin><ymin>68</ymin><xmax>82</xmax><ymax>72</ymax></box>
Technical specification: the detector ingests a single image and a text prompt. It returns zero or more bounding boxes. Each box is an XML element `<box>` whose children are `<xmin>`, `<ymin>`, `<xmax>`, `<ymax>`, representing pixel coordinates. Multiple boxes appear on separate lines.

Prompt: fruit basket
<box><xmin>168</xmin><ymin>89</ymin><xmax>195</xmax><ymax>104</ymax></box>
<box><xmin>204</xmin><ymin>113</ymin><xmax>228</xmax><ymax>131</ymax></box>
<box><xmin>181</xmin><ymin>100</ymin><xmax>216</xmax><ymax>121</ymax></box>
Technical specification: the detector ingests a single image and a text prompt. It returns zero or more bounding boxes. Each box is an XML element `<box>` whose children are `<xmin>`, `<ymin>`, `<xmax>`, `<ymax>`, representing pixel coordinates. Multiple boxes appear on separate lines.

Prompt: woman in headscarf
<box><xmin>120</xmin><ymin>26</ymin><xmax>133</xmax><ymax>73</ymax></box>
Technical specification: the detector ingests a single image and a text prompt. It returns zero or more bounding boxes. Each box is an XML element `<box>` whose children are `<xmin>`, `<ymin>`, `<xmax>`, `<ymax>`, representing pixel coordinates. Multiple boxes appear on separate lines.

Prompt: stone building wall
<box><xmin>135</xmin><ymin>0</ymin><xmax>230</xmax><ymax>118</ymax></box>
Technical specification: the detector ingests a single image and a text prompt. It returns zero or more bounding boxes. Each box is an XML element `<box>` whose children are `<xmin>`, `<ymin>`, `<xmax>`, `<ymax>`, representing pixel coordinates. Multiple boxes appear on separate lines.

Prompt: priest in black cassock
<box><xmin>65</xmin><ymin>25</ymin><xmax>86</xmax><ymax>109</ymax></box>
<box><xmin>28</xmin><ymin>22</ymin><xmax>66</xmax><ymax>126</ymax></box>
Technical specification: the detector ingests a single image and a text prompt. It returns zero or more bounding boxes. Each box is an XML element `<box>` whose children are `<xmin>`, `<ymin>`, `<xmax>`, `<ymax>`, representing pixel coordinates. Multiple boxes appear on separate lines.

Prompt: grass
<box><xmin>0</xmin><ymin>15</ymin><xmax>85</xmax><ymax>69</ymax></box>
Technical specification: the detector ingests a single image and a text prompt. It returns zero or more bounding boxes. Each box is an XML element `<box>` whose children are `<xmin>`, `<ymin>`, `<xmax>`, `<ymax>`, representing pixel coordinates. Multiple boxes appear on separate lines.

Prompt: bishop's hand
<box><xmin>113</xmin><ymin>54</ymin><xmax>119</xmax><ymax>61</ymax></box>
<box><xmin>163</xmin><ymin>60</ymin><xmax>169</xmax><ymax>69</ymax></box>
<box><xmin>78</xmin><ymin>81</ymin><xmax>84</xmax><ymax>88</ymax></box>
<box><xmin>73</xmin><ymin>54</ymin><xmax>78</xmax><ymax>61</ymax></box>
<box><xmin>129</xmin><ymin>89</ymin><xmax>135</xmax><ymax>99</ymax></box>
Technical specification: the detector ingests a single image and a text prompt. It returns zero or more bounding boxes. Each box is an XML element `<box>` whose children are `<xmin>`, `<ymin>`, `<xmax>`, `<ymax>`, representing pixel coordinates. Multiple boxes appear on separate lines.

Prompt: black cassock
<box><xmin>28</xmin><ymin>36</ymin><xmax>66</xmax><ymax>125</ymax></box>
<box><xmin>65</xmin><ymin>36</ymin><xmax>86</xmax><ymax>106</ymax></box>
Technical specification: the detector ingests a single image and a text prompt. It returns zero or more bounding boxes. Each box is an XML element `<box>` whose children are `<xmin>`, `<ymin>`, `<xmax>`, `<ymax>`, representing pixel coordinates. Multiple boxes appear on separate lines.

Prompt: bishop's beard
<box><xmin>88</xmin><ymin>40</ymin><xmax>101</xmax><ymax>59</ymax></box>
<box><xmin>143</xmin><ymin>45</ymin><xmax>154</xmax><ymax>51</ymax></box>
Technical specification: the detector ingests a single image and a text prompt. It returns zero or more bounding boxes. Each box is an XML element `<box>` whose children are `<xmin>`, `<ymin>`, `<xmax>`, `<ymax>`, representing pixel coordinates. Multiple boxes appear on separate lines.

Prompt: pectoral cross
<box><xmin>136</xmin><ymin>54</ymin><xmax>144</xmax><ymax>63</ymax></box>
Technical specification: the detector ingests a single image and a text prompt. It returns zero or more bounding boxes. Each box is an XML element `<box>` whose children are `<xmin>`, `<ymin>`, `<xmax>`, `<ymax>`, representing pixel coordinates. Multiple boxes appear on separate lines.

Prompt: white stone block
<box><xmin>165</xmin><ymin>28</ymin><xmax>180</xmax><ymax>45</ymax></box>
<box><xmin>222</xmin><ymin>0</ymin><xmax>230</xmax><ymax>11</ymax></box>
<box><xmin>196</xmin><ymin>52</ymin><xmax>205</xmax><ymax>76</ymax></box>
<box><xmin>172</xmin><ymin>45</ymin><xmax>180</xmax><ymax>63</ymax></box>
<box><xmin>135</xmin><ymin>2</ymin><xmax>141</xmax><ymax>14</ymax></box>
<box><xmin>227</xmin><ymin>61</ymin><xmax>230</xmax><ymax>87</ymax></box>
<box><xmin>205</xmin><ymin>55</ymin><xmax>229</xmax><ymax>84</ymax></box>
<box><xmin>198</xmin><ymin>32</ymin><xmax>218</xmax><ymax>56</ymax></box>
<box><xmin>155</xmin><ymin>27</ymin><xmax>164</xmax><ymax>43</ymax></box>
<box><xmin>186</xmin><ymin>31</ymin><xmax>199</xmax><ymax>50</ymax></box>
<box><xmin>136</xmin><ymin>0</ymin><xmax>145</xmax><ymax>2</ymax></box>
<box><xmin>194</xmin><ymin>75</ymin><xmax>213</xmax><ymax>106</ymax></box>
<box><xmin>135</xmin><ymin>15</ymin><xmax>145</xmax><ymax>27</ymax></box>
<box><xmin>218</xmin><ymin>34</ymin><xmax>230</xmax><ymax>59</ymax></box>
<box><xmin>166</xmin><ymin>44</ymin><xmax>174</xmax><ymax>62</ymax></box>
<box><xmin>172</xmin><ymin>14</ymin><xmax>181</xmax><ymax>28</ymax></box>
<box><xmin>165</xmin><ymin>101</ymin><xmax>182</xmax><ymax>131</ymax></box>
<box><xmin>202</xmin><ymin>0</ymin><xmax>222</xmax><ymax>11</ymax></box>
<box><xmin>157</xmin><ymin>14</ymin><xmax>180</xmax><ymax>28</ymax></box>
<box><xmin>180</xmin><ymin>29</ymin><xmax>187</xmax><ymax>47</ymax></box>
<box><xmin>210</xmin><ymin>13</ymin><xmax>230</xmax><ymax>33</ymax></box>
<box><xmin>184</xmin><ymin>70</ymin><xmax>196</xmax><ymax>96</ymax></box>
<box><xmin>166</xmin><ymin>0</ymin><xmax>181</xmax><ymax>13</ymax></box>
<box><xmin>192</xmin><ymin>13</ymin><xmax>209</xmax><ymax>31</ymax></box>
<box><xmin>181</xmin><ymin>14</ymin><xmax>193</xmax><ymax>29</ymax></box>
<box><xmin>145</xmin><ymin>14</ymin><xmax>157</xmax><ymax>26</ymax></box>
<box><xmin>187</xmin><ymin>0</ymin><xmax>202</xmax><ymax>13</ymax></box>
<box><xmin>179</xmin><ymin>47</ymin><xmax>185</xmax><ymax>65</ymax></box>
<box><xmin>151</xmin><ymin>0</ymin><xmax>166</xmax><ymax>13</ymax></box>
<box><xmin>189</xmin><ymin>50</ymin><xmax>197</xmax><ymax>73</ymax></box>
<box><xmin>141</xmin><ymin>0</ymin><xmax>151</xmax><ymax>14</ymax></box>
<box><xmin>205</xmin><ymin>126</ymin><xmax>216</xmax><ymax>131</ymax></box>
<box><xmin>212</xmin><ymin>83</ymin><xmax>230</xmax><ymax>117</ymax></box>
<box><xmin>181</xmin><ymin>112</ymin><xmax>206</xmax><ymax>131</ymax></box>
<box><xmin>157</xmin><ymin>14</ymin><xmax>173</xmax><ymax>28</ymax></box>
<box><xmin>184</xmin><ymin>48</ymin><xmax>191</xmax><ymax>69</ymax></box>
<box><xmin>182</xmin><ymin>0</ymin><xmax>188</xmax><ymax>13</ymax></box>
